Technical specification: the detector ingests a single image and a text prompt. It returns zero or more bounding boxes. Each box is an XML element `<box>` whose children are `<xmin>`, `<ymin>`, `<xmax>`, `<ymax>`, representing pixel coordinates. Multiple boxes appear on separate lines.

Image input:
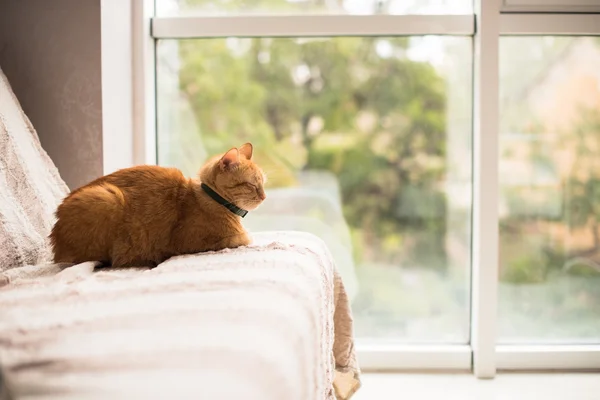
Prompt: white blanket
<box><xmin>0</xmin><ymin>231</ymin><xmax>360</xmax><ymax>400</ymax></box>
<box><xmin>0</xmin><ymin>67</ymin><xmax>69</xmax><ymax>272</ymax></box>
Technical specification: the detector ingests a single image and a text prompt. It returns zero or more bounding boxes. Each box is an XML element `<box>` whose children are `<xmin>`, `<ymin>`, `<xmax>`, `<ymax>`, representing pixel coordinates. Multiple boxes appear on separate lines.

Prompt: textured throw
<box><xmin>0</xmin><ymin>67</ymin><xmax>69</xmax><ymax>272</ymax></box>
<box><xmin>0</xmin><ymin>231</ymin><xmax>361</xmax><ymax>400</ymax></box>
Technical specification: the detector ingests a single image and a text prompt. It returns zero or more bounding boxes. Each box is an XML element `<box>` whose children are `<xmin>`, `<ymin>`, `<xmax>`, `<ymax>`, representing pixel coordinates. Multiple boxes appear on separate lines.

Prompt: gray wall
<box><xmin>0</xmin><ymin>0</ymin><xmax>103</xmax><ymax>189</ymax></box>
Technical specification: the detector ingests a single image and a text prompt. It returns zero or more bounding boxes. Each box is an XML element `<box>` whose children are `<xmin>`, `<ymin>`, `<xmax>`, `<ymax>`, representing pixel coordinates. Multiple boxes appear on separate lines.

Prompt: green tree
<box><xmin>178</xmin><ymin>35</ymin><xmax>449</xmax><ymax>268</ymax></box>
<box><xmin>561</xmin><ymin>109</ymin><xmax>600</xmax><ymax>264</ymax></box>
<box><xmin>175</xmin><ymin>0</ymin><xmax>450</xmax><ymax>269</ymax></box>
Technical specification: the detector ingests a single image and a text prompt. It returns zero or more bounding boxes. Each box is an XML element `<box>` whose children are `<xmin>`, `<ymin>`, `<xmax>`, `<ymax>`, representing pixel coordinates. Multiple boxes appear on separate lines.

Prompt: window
<box><xmin>157</xmin><ymin>35</ymin><xmax>473</xmax><ymax>343</ymax></box>
<box><xmin>499</xmin><ymin>36</ymin><xmax>600</xmax><ymax>343</ymax></box>
<box><xmin>117</xmin><ymin>0</ymin><xmax>600</xmax><ymax>376</ymax></box>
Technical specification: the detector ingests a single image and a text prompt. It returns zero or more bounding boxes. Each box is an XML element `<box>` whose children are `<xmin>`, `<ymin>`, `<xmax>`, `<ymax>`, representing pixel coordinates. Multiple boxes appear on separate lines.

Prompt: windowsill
<box><xmin>356</xmin><ymin>372</ymin><xmax>599</xmax><ymax>400</ymax></box>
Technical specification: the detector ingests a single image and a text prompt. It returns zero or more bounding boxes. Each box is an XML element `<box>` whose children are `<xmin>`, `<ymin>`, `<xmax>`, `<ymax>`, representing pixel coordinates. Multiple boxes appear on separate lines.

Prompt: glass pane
<box><xmin>157</xmin><ymin>36</ymin><xmax>473</xmax><ymax>343</ymax></box>
<box><xmin>156</xmin><ymin>0</ymin><xmax>472</xmax><ymax>16</ymax></box>
<box><xmin>499</xmin><ymin>37</ymin><xmax>600</xmax><ymax>343</ymax></box>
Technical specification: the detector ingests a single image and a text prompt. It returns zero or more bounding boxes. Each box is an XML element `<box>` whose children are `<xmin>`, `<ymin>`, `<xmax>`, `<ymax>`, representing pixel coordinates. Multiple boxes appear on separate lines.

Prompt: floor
<box><xmin>354</xmin><ymin>373</ymin><xmax>600</xmax><ymax>400</ymax></box>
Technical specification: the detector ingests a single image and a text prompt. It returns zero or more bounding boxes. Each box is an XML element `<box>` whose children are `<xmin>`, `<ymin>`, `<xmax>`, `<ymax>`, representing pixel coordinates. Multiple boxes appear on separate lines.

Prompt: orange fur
<box><xmin>50</xmin><ymin>143</ymin><xmax>266</xmax><ymax>267</ymax></box>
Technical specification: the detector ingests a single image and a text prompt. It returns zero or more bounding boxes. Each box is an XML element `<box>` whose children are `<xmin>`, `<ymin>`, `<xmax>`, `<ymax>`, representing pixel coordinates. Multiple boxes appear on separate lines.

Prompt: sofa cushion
<box><xmin>0</xmin><ymin>67</ymin><xmax>69</xmax><ymax>271</ymax></box>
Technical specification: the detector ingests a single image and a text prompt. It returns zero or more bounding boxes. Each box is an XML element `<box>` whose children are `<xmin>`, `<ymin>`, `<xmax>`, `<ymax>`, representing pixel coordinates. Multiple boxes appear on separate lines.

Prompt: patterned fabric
<box><xmin>0</xmin><ymin>67</ymin><xmax>69</xmax><ymax>271</ymax></box>
<box><xmin>0</xmin><ymin>231</ymin><xmax>361</xmax><ymax>399</ymax></box>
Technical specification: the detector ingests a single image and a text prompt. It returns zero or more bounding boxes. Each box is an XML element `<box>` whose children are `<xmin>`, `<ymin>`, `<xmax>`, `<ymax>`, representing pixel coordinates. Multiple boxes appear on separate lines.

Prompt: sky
<box><xmin>155</xmin><ymin>0</ymin><xmax>472</xmax><ymax>16</ymax></box>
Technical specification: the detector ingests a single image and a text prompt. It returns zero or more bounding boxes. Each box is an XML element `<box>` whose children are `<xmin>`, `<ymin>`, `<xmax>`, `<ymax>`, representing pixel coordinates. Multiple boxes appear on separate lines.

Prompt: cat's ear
<box><xmin>239</xmin><ymin>142</ymin><xmax>253</xmax><ymax>160</ymax></box>
<box><xmin>219</xmin><ymin>148</ymin><xmax>240</xmax><ymax>170</ymax></box>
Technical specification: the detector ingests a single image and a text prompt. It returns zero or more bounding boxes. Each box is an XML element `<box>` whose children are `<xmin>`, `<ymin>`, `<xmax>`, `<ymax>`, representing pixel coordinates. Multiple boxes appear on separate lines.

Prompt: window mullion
<box><xmin>500</xmin><ymin>13</ymin><xmax>600</xmax><ymax>35</ymax></box>
<box><xmin>151</xmin><ymin>15</ymin><xmax>475</xmax><ymax>38</ymax></box>
<box><xmin>471</xmin><ymin>0</ymin><xmax>501</xmax><ymax>379</ymax></box>
<box><xmin>133</xmin><ymin>0</ymin><xmax>158</xmax><ymax>166</ymax></box>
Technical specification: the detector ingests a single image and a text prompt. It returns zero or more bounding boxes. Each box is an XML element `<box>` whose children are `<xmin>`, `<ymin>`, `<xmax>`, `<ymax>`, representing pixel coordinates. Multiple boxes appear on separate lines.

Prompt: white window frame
<box><xmin>100</xmin><ymin>0</ymin><xmax>600</xmax><ymax>377</ymax></box>
<box><xmin>101</xmin><ymin>0</ymin><xmax>135</xmax><ymax>174</ymax></box>
<box><xmin>502</xmin><ymin>0</ymin><xmax>600</xmax><ymax>13</ymax></box>
<box><xmin>152</xmin><ymin>15</ymin><xmax>475</xmax><ymax>37</ymax></box>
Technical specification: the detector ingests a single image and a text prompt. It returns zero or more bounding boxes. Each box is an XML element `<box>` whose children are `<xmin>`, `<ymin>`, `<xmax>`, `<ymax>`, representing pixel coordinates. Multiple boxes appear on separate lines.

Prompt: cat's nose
<box><xmin>258</xmin><ymin>190</ymin><xmax>266</xmax><ymax>200</ymax></box>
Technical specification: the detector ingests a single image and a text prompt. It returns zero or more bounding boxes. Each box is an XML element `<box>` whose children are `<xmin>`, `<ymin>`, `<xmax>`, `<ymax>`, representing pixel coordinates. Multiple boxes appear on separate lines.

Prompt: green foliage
<box><xmin>562</xmin><ymin>109</ymin><xmax>600</xmax><ymax>230</ymax></box>
<box><xmin>502</xmin><ymin>255</ymin><xmax>549</xmax><ymax>284</ymax></box>
<box><xmin>498</xmin><ymin>39</ymin><xmax>600</xmax><ymax>286</ymax></box>
<box><xmin>566</xmin><ymin>261</ymin><xmax>600</xmax><ymax>277</ymax></box>
<box><xmin>177</xmin><ymin>34</ymin><xmax>449</xmax><ymax>268</ymax></box>
<box><xmin>499</xmin><ymin>226</ymin><xmax>555</xmax><ymax>284</ymax></box>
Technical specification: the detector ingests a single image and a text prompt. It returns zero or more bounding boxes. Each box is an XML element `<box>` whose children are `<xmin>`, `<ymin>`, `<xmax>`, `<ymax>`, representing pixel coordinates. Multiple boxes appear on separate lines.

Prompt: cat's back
<box><xmin>72</xmin><ymin>165</ymin><xmax>185</xmax><ymax>196</ymax></box>
<box><xmin>51</xmin><ymin>165</ymin><xmax>189</xmax><ymax>264</ymax></box>
<box><xmin>108</xmin><ymin>165</ymin><xmax>186</xmax><ymax>187</ymax></box>
<box><xmin>62</xmin><ymin>165</ymin><xmax>184</xmax><ymax>208</ymax></box>
<box><xmin>108</xmin><ymin>165</ymin><xmax>188</xmax><ymax>214</ymax></box>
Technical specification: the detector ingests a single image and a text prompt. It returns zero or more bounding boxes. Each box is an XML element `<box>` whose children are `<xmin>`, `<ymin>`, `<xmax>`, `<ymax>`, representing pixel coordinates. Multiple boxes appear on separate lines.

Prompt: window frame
<box><xmin>151</xmin><ymin>15</ymin><xmax>475</xmax><ymax>37</ymax></box>
<box><xmin>502</xmin><ymin>0</ymin><xmax>600</xmax><ymax>13</ymax></box>
<box><xmin>100</xmin><ymin>0</ymin><xmax>600</xmax><ymax>377</ymax></box>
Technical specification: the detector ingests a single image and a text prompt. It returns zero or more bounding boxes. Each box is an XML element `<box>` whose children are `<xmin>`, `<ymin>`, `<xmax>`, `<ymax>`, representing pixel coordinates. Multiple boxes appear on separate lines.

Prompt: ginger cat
<box><xmin>50</xmin><ymin>143</ymin><xmax>266</xmax><ymax>268</ymax></box>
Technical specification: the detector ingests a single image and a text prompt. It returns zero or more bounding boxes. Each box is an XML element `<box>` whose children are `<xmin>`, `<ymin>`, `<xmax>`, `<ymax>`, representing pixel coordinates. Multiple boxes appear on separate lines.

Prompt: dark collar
<box><xmin>201</xmin><ymin>183</ymin><xmax>248</xmax><ymax>218</ymax></box>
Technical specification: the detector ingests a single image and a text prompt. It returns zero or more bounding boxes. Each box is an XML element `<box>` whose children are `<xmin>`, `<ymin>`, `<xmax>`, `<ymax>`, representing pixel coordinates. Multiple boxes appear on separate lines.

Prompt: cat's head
<box><xmin>200</xmin><ymin>143</ymin><xmax>267</xmax><ymax>211</ymax></box>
